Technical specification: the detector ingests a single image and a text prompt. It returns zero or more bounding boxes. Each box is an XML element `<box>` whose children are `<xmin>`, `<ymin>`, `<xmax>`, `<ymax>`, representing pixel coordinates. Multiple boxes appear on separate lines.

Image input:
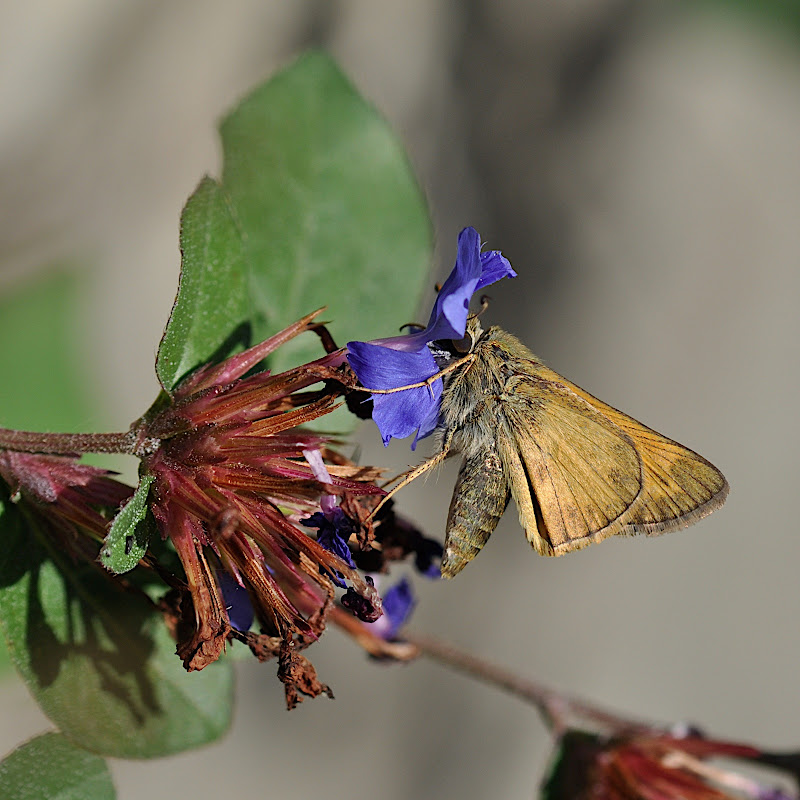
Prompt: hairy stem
<box><xmin>0</xmin><ymin>427</ymin><xmax>139</xmax><ymax>456</ymax></box>
<box><xmin>405</xmin><ymin>631</ymin><xmax>656</xmax><ymax>736</ymax></box>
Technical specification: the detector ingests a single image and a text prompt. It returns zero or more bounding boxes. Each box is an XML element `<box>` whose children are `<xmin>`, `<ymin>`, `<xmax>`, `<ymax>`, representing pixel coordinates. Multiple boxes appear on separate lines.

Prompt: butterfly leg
<box><xmin>367</xmin><ymin>430</ymin><xmax>456</xmax><ymax>521</ymax></box>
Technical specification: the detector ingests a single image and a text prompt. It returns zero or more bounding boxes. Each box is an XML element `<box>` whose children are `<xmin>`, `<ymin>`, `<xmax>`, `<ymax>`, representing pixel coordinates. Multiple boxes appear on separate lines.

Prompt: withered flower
<box><xmin>543</xmin><ymin>729</ymin><xmax>799</xmax><ymax>800</ymax></box>
<box><xmin>0</xmin><ymin>312</ymin><xmax>431</xmax><ymax>707</ymax></box>
<box><xmin>0</xmin><ymin>450</ymin><xmax>133</xmax><ymax>561</ymax></box>
<box><xmin>139</xmin><ymin>311</ymin><xmax>388</xmax><ymax>703</ymax></box>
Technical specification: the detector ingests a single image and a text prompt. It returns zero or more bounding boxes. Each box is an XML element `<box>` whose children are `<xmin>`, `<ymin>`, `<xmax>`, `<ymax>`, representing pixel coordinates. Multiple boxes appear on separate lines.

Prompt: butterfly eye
<box><xmin>451</xmin><ymin>333</ymin><xmax>473</xmax><ymax>354</ymax></box>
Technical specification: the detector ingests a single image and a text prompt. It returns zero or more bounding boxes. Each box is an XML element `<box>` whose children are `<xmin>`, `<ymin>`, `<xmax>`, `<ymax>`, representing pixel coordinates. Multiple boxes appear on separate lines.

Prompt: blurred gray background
<box><xmin>1</xmin><ymin>1</ymin><xmax>799</xmax><ymax>798</ymax></box>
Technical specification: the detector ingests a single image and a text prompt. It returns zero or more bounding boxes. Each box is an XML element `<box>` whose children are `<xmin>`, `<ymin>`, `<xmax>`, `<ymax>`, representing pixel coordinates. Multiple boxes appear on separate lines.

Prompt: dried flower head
<box><xmin>0</xmin><ymin>450</ymin><xmax>133</xmax><ymax>561</ymax></box>
<box><xmin>139</xmin><ymin>311</ymin><xmax>394</xmax><ymax>704</ymax></box>
<box><xmin>543</xmin><ymin>729</ymin><xmax>800</xmax><ymax>800</ymax></box>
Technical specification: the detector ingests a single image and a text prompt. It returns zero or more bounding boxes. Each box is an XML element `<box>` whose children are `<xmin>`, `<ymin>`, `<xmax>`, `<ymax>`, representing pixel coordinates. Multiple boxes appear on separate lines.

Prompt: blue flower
<box><xmin>367</xmin><ymin>576</ymin><xmax>416</xmax><ymax>640</ymax></box>
<box><xmin>216</xmin><ymin>569</ymin><xmax>255</xmax><ymax>632</ymax></box>
<box><xmin>380</xmin><ymin>577</ymin><xmax>416</xmax><ymax>638</ymax></box>
<box><xmin>347</xmin><ymin>227</ymin><xmax>515</xmax><ymax>447</ymax></box>
<box><xmin>301</xmin><ymin>507</ymin><xmax>357</xmax><ymax>587</ymax></box>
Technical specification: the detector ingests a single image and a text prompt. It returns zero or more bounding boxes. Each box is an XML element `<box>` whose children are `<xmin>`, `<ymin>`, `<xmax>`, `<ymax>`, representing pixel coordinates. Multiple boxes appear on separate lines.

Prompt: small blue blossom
<box><xmin>368</xmin><ymin>576</ymin><xmax>416</xmax><ymax>639</ymax></box>
<box><xmin>381</xmin><ymin>577</ymin><xmax>416</xmax><ymax>637</ymax></box>
<box><xmin>419</xmin><ymin>556</ymin><xmax>442</xmax><ymax>580</ymax></box>
<box><xmin>216</xmin><ymin>569</ymin><xmax>255</xmax><ymax>632</ymax></box>
<box><xmin>347</xmin><ymin>226</ymin><xmax>515</xmax><ymax>447</ymax></box>
<box><xmin>302</xmin><ymin>507</ymin><xmax>357</xmax><ymax>587</ymax></box>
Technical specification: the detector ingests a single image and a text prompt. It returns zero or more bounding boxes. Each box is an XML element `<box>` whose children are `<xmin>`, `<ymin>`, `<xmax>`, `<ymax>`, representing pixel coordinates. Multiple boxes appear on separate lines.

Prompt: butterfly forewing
<box><xmin>501</xmin><ymin>376</ymin><xmax>644</xmax><ymax>555</ymax></box>
<box><xmin>533</xmin><ymin>365</ymin><xmax>729</xmax><ymax>535</ymax></box>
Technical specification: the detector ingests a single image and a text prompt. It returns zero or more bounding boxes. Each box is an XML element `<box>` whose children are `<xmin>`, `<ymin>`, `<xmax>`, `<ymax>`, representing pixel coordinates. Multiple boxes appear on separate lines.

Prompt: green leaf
<box><xmin>0</xmin><ymin>732</ymin><xmax>115</xmax><ymax>800</ymax></box>
<box><xmin>99</xmin><ymin>473</ymin><xmax>155</xmax><ymax>574</ymax></box>
<box><xmin>219</xmin><ymin>51</ymin><xmax>432</xmax><ymax>373</ymax></box>
<box><xmin>0</xmin><ymin>499</ymin><xmax>234</xmax><ymax>759</ymax></box>
<box><xmin>154</xmin><ymin>53</ymin><xmax>432</xmax><ymax>437</ymax></box>
<box><xmin>0</xmin><ymin>635</ymin><xmax>10</xmax><ymax>677</ymax></box>
<box><xmin>0</xmin><ymin>271</ymin><xmax>104</xmax><ymax>678</ymax></box>
<box><xmin>0</xmin><ymin>271</ymin><xmax>94</xmax><ymax>432</ymax></box>
<box><xmin>684</xmin><ymin>0</ymin><xmax>800</xmax><ymax>39</ymax></box>
<box><xmin>157</xmin><ymin>176</ymin><xmax>249</xmax><ymax>392</ymax></box>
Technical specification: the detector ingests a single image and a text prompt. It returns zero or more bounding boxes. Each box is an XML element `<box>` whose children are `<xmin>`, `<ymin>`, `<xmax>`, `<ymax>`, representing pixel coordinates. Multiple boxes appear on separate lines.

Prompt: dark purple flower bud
<box><xmin>346</xmin><ymin>226</ymin><xmax>515</xmax><ymax>447</ymax></box>
<box><xmin>301</xmin><ymin>507</ymin><xmax>358</xmax><ymax>588</ymax></box>
<box><xmin>419</xmin><ymin>559</ymin><xmax>442</xmax><ymax>580</ymax></box>
<box><xmin>414</xmin><ymin>537</ymin><xmax>443</xmax><ymax>579</ymax></box>
<box><xmin>351</xmin><ymin>501</ymin><xmax>442</xmax><ymax>578</ymax></box>
<box><xmin>301</xmin><ymin>508</ymin><xmax>357</xmax><ymax>569</ymax></box>
<box><xmin>340</xmin><ymin>575</ymin><xmax>382</xmax><ymax>623</ymax></box>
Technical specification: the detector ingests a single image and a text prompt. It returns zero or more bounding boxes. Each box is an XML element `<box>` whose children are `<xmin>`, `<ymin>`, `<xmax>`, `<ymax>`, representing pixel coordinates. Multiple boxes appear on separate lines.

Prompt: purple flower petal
<box><xmin>302</xmin><ymin>508</ymin><xmax>359</xmax><ymax>588</ymax></box>
<box><xmin>477</xmin><ymin>249</ymin><xmax>517</xmax><ymax>291</ymax></box>
<box><xmin>347</xmin><ymin>341</ymin><xmax>442</xmax><ymax>446</ymax></box>
<box><xmin>347</xmin><ymin>341</ymin><xmax>438</xmax><ymax>391</ymax></box>
<box><xmin>368</xmin><ymin>577</ymin><xmax>416</xmax><ymax>639</ymax></box>
<box><xmin>410</xmin><ymin>398</ymin><xmax>441</xmax><ymax>450</ymax></box>
<box><xmin>217</xmin><ymin>570</ymin><xmax>255</xmax><ymax>632</ymax></box>
<box><xmin>346</xmin><ymin>226</ymin><xmax>515</xmax><ymax>447</ymax></box>
<box><xmin>301</xmin><ymin>509</ymin><xmax>356</xmax><ymax>570</ymax></box>
<box><xmin>382</xmin><ymin>577</ymin><xmax>416</xmax><ymax>634</ymax></box>
<box><xmin>423</xmin><ymin>226</ymin><xmax>483</xmax><ymax>342</ymax></box>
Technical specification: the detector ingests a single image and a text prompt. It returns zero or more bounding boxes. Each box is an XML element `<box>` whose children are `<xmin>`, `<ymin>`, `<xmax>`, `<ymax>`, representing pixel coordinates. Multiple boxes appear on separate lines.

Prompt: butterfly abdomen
<box><xmin>441</xmin><ymin>446</ymin><xmax>511</xmax><ymax>578</ymax></box>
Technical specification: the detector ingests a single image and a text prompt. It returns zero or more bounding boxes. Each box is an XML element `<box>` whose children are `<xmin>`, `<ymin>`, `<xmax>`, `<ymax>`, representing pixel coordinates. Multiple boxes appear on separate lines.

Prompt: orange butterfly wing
<box><xmin>499</xmin><ymin>362</ymin><xmax>727</xmax><ymax>556</ymax></box>
<box><xmin>498</xmin><ymin>375</ymin><xmax>643</xmax><ymax>555</ymax></box>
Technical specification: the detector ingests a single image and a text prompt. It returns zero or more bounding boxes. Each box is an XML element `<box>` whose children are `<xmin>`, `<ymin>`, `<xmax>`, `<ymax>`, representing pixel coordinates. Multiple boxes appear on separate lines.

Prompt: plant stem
<box><xmin>0</xmin><ymin>427</ymin><xmax>139</xmax><ymax>456</ymax></box>
<box><xmin>404</xmin><ymin>630</ymin><xmax>656</xmax><ymax>736</ymax></box>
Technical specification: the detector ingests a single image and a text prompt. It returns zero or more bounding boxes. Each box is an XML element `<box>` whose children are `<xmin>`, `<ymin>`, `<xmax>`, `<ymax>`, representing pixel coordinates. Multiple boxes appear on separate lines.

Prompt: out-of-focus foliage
<box><xmin>0</xmin><ymin>732</ymin><xmax>115</xmax><ymax>799</ymax></box>
<box><xmin>0</xmin><ymin>272</ymin><xmax>96</xmax><ymax>677</ymax></box>
<box><xmin>691</xmin><ymin>0</ymin><xmax>800</xmax><ymax>37</ymax></box>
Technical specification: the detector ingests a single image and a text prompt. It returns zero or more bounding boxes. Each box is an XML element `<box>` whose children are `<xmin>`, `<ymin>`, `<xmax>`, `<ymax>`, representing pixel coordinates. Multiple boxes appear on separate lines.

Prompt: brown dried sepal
<box><xmin>239</xmin><ymin>631</ymin><xmax>283</xmax><ymax>662</ymax></box>
<box><xmin>340</xmin><ymin>492</ymin><xmax>382</xmax><ymax>550</ymax></box>
<box><xmin>169</xmin><ymin>584</ymin><xmax>231</xmax><ymax>671</ymax></box>
<box><xmin>278</xmin><ymin>639</ymin><xmax>333</xmax><ymax>710</ymax></box>
<box><xmin>159</xmin><ymin>585</ymin><xmax>230</xmax><ymax>671</ymax></box>
<box><xmin>300</xmin><ymin>590</ymin><xmax>335</xmax><ymax>641</ymax></box>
